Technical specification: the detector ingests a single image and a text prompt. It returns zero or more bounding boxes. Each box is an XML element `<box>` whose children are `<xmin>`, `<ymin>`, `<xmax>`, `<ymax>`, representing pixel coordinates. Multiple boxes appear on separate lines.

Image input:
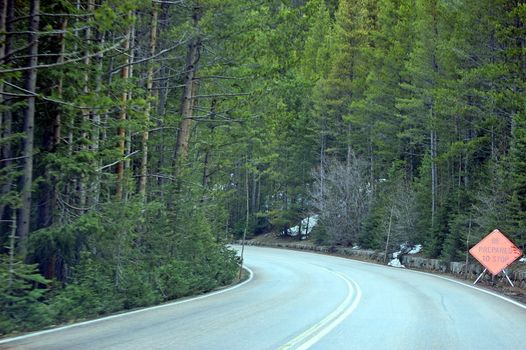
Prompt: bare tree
<box><xmin>310</xmin><ymin>155</ymin><xmax>371</xmax><ymax>246</ymax></box>
<box><xmin>382</xmin><ymin>181</ymin><xmax>418</xmax><ymax>258</ymax></box>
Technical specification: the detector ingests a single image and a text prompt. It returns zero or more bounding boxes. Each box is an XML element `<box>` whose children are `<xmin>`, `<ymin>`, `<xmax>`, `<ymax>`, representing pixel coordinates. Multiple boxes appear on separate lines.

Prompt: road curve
<box><xmin>1</xmin><ymin>245</ymin><xmax>525</xmax><ymax>350</ymax></box>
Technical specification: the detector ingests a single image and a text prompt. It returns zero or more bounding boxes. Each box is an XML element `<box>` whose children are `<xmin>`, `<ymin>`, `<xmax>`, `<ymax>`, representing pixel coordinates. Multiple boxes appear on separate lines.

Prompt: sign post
<box><xmin>469</xmin><ymin>229</ymin><xmax>523</xmax><ymax>286</ymax></box>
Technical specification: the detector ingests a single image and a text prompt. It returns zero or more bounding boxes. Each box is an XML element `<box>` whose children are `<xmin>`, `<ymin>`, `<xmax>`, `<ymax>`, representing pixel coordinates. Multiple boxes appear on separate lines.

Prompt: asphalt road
<box><xmin>2</xmin><ymin>245</ymin><xmax>525</xmax><ymax>350</ymax></box>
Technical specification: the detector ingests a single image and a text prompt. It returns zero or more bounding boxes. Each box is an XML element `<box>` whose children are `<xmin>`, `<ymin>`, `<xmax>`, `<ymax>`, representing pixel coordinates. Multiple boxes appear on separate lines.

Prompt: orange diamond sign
<box><xmin>469</xmin><ymin>229</ymin><xmax>523</xmax><ymax>276</ymax></box>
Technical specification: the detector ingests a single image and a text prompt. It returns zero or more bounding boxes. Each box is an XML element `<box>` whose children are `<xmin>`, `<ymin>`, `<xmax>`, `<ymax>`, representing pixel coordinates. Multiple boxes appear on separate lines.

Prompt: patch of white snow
<box><xmin>520</xmin><ymin>257</ymin><xmax>526</xmax><ymax>263</ymax></box>
<box><xmin>388</xmin><ymin>258</ymin><xmax>405</xmax><ymax>268</ymax></box>
<box><xmin>289</xmin><ymin>226</ymin><xmax>299</xmax><ymax>236</ymax></box>
<box><xmin>288</xmin><ymin>215</ymin><xmax>319</xmax><ymax>236</ymax></box>
<box><xmin>409</xmin><ymin>244</ymin><xmax>423</xmax><ymax>255</ymax></box>
<box><xmin>388</xmin><ymin>243</ymin><xmax>419</xmax><ymax>268</ymax></box>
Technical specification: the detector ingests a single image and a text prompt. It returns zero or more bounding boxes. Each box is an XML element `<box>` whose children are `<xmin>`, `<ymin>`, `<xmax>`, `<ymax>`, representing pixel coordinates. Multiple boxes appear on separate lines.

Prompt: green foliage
<box><xmin>0</xmin><ymin>255</ymin><xmax>51</xmax><ymax>335</ymax></box>
<box><xmin>507</xmin><ymin>110</ymin><xmax>526</xmax><ymax>248</ymax></box>
<box><xmin>29</xmin><ymin>214</ymin><xmax>103</xmax><ymax>274</ymax></box>
<box><xmin>309</xmin><ymin>224</ymin><xmax>329</xmax><ymax>246</ymax></box>
<box><xmin>48</xmin><ymin>252</ymin><xmax>125</xmax><ymax>322</ymax></box>
<box><xmin>10</xmin><ymin>198</ymin><xmax>238</xmax><ymax>333</ymax></box>
<box><xmin>442</xmin><ymin>213</ymin><xmax>470</xmax><ymax>262</ymax></box>
<box><xmin>155</xmin><ymin>260</ymin><xmax>200</xmax><ymax>299</ymax></box>
<box><xmin>359</xmin><ymin>198</ymin><xmax>384</xmax><ymax>250</ymax></box>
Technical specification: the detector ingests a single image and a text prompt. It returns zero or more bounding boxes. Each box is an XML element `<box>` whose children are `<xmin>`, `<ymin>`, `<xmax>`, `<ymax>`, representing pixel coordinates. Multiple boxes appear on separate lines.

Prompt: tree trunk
<box><xmin>346</xmin><ymin>122</ymin><xmax>352</xmax><ymax>168</ymax></box>
<box><xmin>124</xmin><ymin>24</ymin><xmax>136</xmax><ymax>196</ymax></box>
<box><xmin>238</xmin><ymin>154</ymin><xmax>250</xmax><ymax>279</ymax></box>
<box><xmin>251</xmin><ymin>171</ymin><xmax>257</xmax><ymax>214</ymax></box>
<box><xmin>17</xmin><ymin>0</ymin><xmax>40</xmax><ymax>254</ymax></box>
<box><xmin>517</xmin><ymin>11</ymin><xmax>526</xmax><ymax>80</ymax></box>
<box><xmin>91</xmin><ymin>27</ymin><xmax>104</xmax><ymax>206</ymax></box>
<box><xmin>38</xmin><ymin>21</ymin><xmax>66</xmax><ymax>260</ymax></box>
<box><xmin>0</xmin><ymin>0</ymin><xmax>12</xmax><ymax>221</ymax></box>
<box><xmin>0</xmin><ymin>0</ymin><xmax>6</xmax><ymax>117</ymax></box>
<box><xmin>154</xmin><ymin>3</ymin><xmax>170</xmax><ymax>198</ymax></box>
<box><xmin>52</xmin><ymin>19</ymin><xmax>67</xmax><ymax>148</ymax></box>
<box><xmin>319</xmin><ymin>114</ymin><xmax>326</xmax><ymax>198</ymax></box>
<box><xmin>429</xmin><ymin>8</ymin><xmax>439</xmax><ymax>230</ymax></box>
<box><xmin>174</xmin><ymin>5</ymin><xmax>202</xmax><ymax>174</ymax></box>
<box><xmin>202</xmin><ymin>99</ymin><xmax>216</xmax><ymax>189</ymax></box>
<box><xmin>430</xmin><ymin>127</ymin><xmax>437</xmax><ymax>229</ymax></box>
<box><xmin>79</xmin><ymin>0</ymin><xmax>94</xmax><ymax>212</ymax></box>
<box><xmin>384</xmin><ymin>207</ymin><xmax>394</xmax><ymax>263</ymax></box>
<box><xmin>116</xmin><ymin>19</ymin><xmax>131</xmax><ymax>201</ymax></box>
<box><xmin>202</xmin><ymin>151</ymin><xmax>210</xmax><ymax>188</ymax></box>
<box><xmin>139</xmin><ymin>4</ymin><xmax>158</xmax><ymax>199</ymax></box>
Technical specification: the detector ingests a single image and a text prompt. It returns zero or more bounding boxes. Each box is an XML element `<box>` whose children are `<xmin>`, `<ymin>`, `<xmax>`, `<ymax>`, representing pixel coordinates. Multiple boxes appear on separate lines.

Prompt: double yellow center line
<box><xmin>278</xmin><ymin>271</ymin><xmax>362</xmax><ymax>350</ymax></box>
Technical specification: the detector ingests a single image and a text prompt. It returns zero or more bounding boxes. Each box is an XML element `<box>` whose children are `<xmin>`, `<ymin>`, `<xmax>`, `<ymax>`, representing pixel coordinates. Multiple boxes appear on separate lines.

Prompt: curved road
<box><xmin>1</xmin><ymin>246</ymin><xmax>525</xmax><ymax>349</ymax></box>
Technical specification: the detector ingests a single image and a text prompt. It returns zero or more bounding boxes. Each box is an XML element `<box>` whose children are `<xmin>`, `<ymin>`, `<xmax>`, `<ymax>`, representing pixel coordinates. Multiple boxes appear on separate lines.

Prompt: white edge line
<box><xmin>0</xmin><ymin>266</ymin><xmax>254</xmax><ymax>344</ymax></box>
<box><xmin>314</xmin><ymin>250</ymin><xmax>526</xmax><ymax>310</ymax></box>
<box><xmin>410</xmin><ymin>269</ymin><xmax>526</xmax><ymax>310</ymax></box>
<box><xmin>253</xmin><ymin>246</ymin><xmax>526</xmax><ymax>310</ymax></box>
<box><xmin>345</xmin><ymin>257</ymin><xmax>526</xmax><ymax>310</ymax></box>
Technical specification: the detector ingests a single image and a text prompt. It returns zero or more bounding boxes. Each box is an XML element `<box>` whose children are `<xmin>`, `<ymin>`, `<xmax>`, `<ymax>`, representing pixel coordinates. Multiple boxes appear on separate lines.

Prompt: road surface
<box><xmin>1</xmin><ymin>245</ymin><xmax>525</xmax><ymax>349</ymax></box>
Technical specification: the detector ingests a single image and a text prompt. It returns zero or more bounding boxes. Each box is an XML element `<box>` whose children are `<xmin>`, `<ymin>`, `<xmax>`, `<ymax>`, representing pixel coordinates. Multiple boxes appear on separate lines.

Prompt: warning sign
<box><xmin>469</xmin><ymin>229</ymin><xmax>523</xmax><ymax>276</ymax></box>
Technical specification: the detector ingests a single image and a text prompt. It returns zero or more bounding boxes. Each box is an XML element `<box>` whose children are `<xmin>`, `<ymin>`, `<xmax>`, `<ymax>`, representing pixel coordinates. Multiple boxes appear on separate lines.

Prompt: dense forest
<box><xmin>1</xmin><ymin>0</ymin><xmax>525</xmax><ymax>334</ymax></box>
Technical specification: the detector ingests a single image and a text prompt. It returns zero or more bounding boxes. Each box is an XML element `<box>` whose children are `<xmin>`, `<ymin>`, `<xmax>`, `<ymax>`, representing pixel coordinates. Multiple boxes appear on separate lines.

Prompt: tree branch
<box><xmin>153</xmin><ymin>0</ymin><xmax>185</xmax><ymax>4</ymax></box>
<box><xmin>0</xmin><ymin>38</ymin><xmax>125</xmax><ymax>73</ymax></box>
<box><xmin>190</xmin><ymin>92</ymin><xmax>251</xmax><ymax>99</ymax></box>
<box><xmin>0</xmin><ymin>155</ymin><xmax>30</xmax><ymax>163</ymax></box>
<box><xmin>195</xmin><ymin>75</ymin><xmax>250</xmax><ymax>81</ymax></box>
<box><xmin>0</xmin><ymin>42</ymin><xmax>33</xmax><ymax>63</ymax></box>
<box><xmin>97</xmin><ymin>151</ymin><xmax>139</xmax><ymax>172</ymax></box>
<box><xmin>5</xmin><ymin>26</ymin><xmax>89</xmax><ymax>36</ymax></box>
<box><xmin>0</xmin><ymin>90</ymin><xmax>33</xmax><ymax>97</ymax></box>
<box><xmin>110</xmin><ymin>38</ymin><xmax>189</xmax><ymax>73</ymax></box>
<box><xmin>2</xmin><ymin>80</ymin><xmax>107</xmax><ymax>110</ymax></box>
<box><xmin>7</xmin><ymin>13</ymin><xmax>92</xmax><ymax>24</ymax></box>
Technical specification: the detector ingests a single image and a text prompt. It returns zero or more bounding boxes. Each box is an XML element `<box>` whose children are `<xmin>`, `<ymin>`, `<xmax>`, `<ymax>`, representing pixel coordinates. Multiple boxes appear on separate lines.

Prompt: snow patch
<box><xmin>288</xmin><ymin>215</ymin><xmax>319</xmax><ymax>237</ymax></box>
<box><xmin>408</xmin><ymin>244</ymin><xmax>422</xmax><ymax>255</ymax></box>
<box><xmin>520</xmin><ymin>257</ymin><xmax>526</xmax><ymax>263</ymax></box>
<box><xmin>388</xmin><ymin>258</ymin><xmax>405</xmax><ymax>268</ymax></box>
<box><xmin>388</xmin><ymin>243</ymin><xmax>421</xmax><ymax>268</ymax></box>
<box><xmin>395</xmin><ymin>243</ymin><xmax>422</xmax><ymax>256</ymax></box>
